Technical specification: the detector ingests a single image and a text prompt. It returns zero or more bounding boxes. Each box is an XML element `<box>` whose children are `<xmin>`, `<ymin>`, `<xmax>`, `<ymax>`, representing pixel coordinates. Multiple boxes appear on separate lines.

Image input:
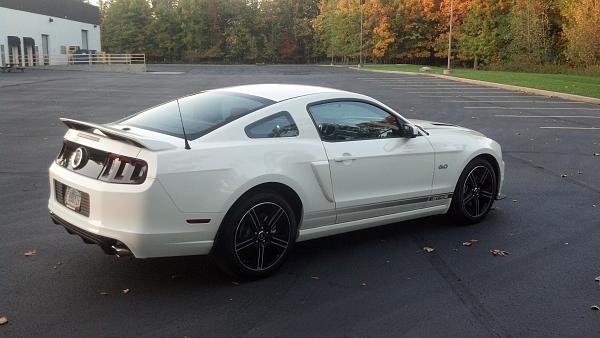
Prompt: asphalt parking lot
<box><xmin>1</xmin><ymin>65</ymin><xmax>599</xmax><ymax>337</ymax></box>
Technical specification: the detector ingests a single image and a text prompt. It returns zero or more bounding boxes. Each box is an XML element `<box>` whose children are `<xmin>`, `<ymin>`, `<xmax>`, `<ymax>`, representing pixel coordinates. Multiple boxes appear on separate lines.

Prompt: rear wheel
<box><xmin>450</xmin><ymin>158</ymin><xmax>497</xmax><ymax>224</ymax></box>
<box><xmin>214</xmin><ymin>192</ymin><xmax>297</xmax><ymax>279</ymax></box>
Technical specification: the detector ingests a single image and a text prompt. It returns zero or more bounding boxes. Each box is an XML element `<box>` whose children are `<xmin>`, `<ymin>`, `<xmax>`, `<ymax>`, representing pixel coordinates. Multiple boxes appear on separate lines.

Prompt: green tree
<box><xmin>506</xmin><ymin>0</ymin><xmax>562</xmax><ymax>65</ymax></box>
<box><xmin>150</xmin><ymin>0</ymin><xmax>180</xmax><ymax>62</ymax></box>
<box><xmin>224</xmin><ymin>19</ymin><xmax>258</xmax><ymax>62</ymax></box>
<box><xmin>456</xmin><ymin>0</ymin><xmax>511</xmax><ymax>67</ymax></box>
<box><xmin>100</xmin><ymin>0</ymin><xmax>152</xmax><ymax>53</ymax></box>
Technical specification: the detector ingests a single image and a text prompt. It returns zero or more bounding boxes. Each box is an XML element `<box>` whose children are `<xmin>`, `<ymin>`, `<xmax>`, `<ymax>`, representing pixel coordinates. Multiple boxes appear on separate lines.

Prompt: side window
<box><xmin>308</xmin><ymin>101</ymin><xmax>401</xmax><ymax>142</ymax></box>
<box><xmin>245</xmin><ymin>111</ymin><xmax>299</xmax><ymax>138</ymax></box>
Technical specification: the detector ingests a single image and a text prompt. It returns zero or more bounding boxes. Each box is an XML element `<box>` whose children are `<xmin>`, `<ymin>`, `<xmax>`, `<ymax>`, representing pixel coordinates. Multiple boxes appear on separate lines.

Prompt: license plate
<box><xmin>64</xmin><ymin>186</ymin><xmax>82</xmax><ymax>211</ymax></box>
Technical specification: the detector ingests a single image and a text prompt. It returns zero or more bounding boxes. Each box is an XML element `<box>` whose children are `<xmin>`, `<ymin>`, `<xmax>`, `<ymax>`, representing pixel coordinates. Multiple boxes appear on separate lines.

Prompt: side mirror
<box><xmin>399</xmin><ymin>124</ymin><xmax>418</xmax><ymax>138</ymax></box>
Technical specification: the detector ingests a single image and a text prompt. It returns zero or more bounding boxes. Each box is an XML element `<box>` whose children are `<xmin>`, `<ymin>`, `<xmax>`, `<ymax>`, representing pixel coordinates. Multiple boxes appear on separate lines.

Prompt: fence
<box><xmin>13</xmin><ymin>53</ymin><xmax>146</xmax><ymax>67</ymax></box>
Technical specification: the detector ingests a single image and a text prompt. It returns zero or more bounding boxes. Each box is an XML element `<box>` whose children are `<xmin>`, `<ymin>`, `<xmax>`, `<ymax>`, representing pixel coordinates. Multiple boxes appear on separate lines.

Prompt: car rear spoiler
<box><xmin>60</xmin><ymin>118</ymin><xmax>176</xmax><ymax>151</ymax></box>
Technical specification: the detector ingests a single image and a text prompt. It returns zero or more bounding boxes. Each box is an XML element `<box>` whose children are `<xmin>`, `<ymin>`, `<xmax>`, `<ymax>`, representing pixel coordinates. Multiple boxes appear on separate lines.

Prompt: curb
<box><xmin>350</xmin><ymin>67</ymin><xmax>600</xmax><ymax>105</ymax></box>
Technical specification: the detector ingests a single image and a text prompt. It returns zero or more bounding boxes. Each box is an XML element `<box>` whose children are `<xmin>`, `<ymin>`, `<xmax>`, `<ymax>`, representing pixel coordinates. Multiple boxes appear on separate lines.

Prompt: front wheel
<box><xmin>449</xmin><ymin>158</ymin><xmax>497</xmax><ymax>224</ymax></box>
<box><xmin>214</xmin><ymin>192</ymin><xmax>297</xmax><ymax>279</ymax></box>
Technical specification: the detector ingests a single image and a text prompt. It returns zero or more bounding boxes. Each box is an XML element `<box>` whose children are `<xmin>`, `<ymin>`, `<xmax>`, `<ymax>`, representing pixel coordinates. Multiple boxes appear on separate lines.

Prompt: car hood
<box><xmin>409</xmin><ymin>119</ymin><xmax>485</xmax><ymax>137</ymax></box>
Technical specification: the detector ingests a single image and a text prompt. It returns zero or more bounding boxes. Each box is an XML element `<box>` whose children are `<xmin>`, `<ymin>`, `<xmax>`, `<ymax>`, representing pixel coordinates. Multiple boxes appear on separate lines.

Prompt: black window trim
<box><xmin>305</xmin><ymin>98</ymin><xmax>410</xmax><ymax>143</ymax></box>
<box><xmin>244</xmin><ymin>111</ymin><xmax>299</xmax><ymax>139</ymax></box>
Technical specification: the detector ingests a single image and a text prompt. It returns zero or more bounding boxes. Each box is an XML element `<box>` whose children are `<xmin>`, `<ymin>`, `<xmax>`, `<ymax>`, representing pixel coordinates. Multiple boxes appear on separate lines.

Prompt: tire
<box><xmin>213</xmin><ymin>192</ymin><xmax>297</xmax><ymax>279</ymax></box>
<box><xmin>449</xmin><ymin>158</ymin><xmax>498</xmax><ymax>224</ymax></box>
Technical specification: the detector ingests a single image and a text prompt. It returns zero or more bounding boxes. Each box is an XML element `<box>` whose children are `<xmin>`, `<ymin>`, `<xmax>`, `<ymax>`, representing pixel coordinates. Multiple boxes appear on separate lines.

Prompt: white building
<box><xmin>0</xmin><ymin>0</ymin><xmax>101</xmax><ymax>66</ymax></box>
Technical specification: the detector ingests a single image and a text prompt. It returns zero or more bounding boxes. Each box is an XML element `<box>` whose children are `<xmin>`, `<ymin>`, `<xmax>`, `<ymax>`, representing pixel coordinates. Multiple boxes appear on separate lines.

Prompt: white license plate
<box><xmin>64</xmin><ymin>186</ymin><xmax>82</xmax><ymax>211</ymax></box>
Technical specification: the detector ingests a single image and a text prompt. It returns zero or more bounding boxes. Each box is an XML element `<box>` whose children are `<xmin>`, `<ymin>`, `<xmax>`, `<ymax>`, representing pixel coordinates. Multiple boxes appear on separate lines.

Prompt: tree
<box><xmin>389</xmin><ymin>0</ymin><xmax>442</xmax><ymax>60</ymax></box>
<box><xmin>224</xmin><ymin>19</ymin><xmax>258</xmax><ymax>62</ymax></box>
<box><xmin>363</xmin><ymin>0</ymin><xmax>396</xmax><ymax>60</ymax></box>
<box><xmin>100</xmin><ymin>0</ymin><xmax>153</xmax><ymax>53</ymax></box>
<box><xmin>150</xmin><ymin>0</ymin><xmax>180</xmax><ymax>62</ymax></box>
<box><xmin>562</xmin><ymin>0</ymin><xmax>600</xmax><ymax>67</ymax></box>
<box><xmin>506</xmin><ymin>0</ymin><xmax>562</xmax><ymax>65</ymax></box>
<box><xmin>456</xmin><ymin>0</ymin><xmax>511</xmax><ymax>67</ymax></box>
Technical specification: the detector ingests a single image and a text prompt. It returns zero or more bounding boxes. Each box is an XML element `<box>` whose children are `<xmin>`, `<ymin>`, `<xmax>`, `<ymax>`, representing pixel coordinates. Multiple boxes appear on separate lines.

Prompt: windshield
<box><xmin>118</xmin><ymin>91</ymin><xmax>274</xmax><ymax>140</ymax></box>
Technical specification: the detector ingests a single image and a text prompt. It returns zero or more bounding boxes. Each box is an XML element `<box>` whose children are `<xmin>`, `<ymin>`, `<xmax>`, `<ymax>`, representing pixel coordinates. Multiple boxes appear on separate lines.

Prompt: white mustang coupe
<box><xmin>49</xmin><ymin>84</ymin><xmax>504</xmax><ymax>278</ymax></box>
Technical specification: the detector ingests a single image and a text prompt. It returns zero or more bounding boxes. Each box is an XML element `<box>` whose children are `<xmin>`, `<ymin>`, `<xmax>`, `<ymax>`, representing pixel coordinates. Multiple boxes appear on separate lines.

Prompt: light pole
<box><xmin>359</xmin><ymin>0</ymin><xmax>363</xmax><ymax>67</ymax></box>
<box><xmin>445</xmin><ymin>0</ymin><xmax>454</xmax><ymax>74</ymax></box>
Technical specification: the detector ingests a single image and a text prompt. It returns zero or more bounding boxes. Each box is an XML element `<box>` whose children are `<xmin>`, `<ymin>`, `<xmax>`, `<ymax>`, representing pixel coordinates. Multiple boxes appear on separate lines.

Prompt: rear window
<box><xmin>118</xmin><ymin>91</ymin><xmax>274</xmax><ymax>140</ymax></box>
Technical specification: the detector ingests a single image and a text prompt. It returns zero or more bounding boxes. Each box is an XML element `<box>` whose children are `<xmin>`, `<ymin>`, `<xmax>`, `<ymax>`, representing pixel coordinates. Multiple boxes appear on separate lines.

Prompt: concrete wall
<box><xmin>0</xmin><ymin>6</ymin><xmax>101</xmax><ymax>65</ymax></box>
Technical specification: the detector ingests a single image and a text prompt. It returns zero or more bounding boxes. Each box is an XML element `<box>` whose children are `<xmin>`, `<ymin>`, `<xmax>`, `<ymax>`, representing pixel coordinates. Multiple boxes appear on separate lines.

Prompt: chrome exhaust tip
<box><xmin>111</xmin><ymin>243</ymin><xmax>132</xmax><ymax>258</ymax></box>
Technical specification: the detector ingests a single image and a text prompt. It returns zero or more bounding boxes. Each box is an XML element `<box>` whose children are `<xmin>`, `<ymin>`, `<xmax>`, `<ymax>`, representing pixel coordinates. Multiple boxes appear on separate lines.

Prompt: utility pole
<box><xmin>445</xmin><ymin>0</ymin><xmax>454</xmax><ymax>74</ymax></box>
<box><xmin>359</xmin><ymin>0</ymin><xmax>364</xmax><ymax>67</ymax></box>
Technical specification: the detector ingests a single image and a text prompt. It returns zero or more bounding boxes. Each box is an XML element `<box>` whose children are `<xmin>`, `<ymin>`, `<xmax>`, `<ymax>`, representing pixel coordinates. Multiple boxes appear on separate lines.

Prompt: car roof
<box><xmin>210</xmin><ymin>84</ymin><xmax>347</xmax><ymax>102</ymax></box>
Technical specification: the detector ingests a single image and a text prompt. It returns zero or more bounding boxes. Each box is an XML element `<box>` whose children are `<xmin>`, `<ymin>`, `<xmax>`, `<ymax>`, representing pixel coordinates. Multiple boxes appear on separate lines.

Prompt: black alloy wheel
<box><xmin>215</xmin><ymin>192</ymin><xmax>297</xmax><ymax>279</ymax></box>
<box><xmin>450</xmin><ymin>158</ymin><xmax>497</xmax><ymax>224</ymax></box>
<box><xmin>234</xmin><ymin>202</ymin><xmax>292</xmax><ymax>272</ymax></box>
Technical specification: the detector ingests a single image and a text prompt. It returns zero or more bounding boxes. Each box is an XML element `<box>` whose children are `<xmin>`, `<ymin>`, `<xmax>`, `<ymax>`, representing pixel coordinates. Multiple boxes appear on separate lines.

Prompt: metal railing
<box><xmin>9</xmin><ymin>53</ymin><xmax>146</xmax><ymax>67</ymax></box>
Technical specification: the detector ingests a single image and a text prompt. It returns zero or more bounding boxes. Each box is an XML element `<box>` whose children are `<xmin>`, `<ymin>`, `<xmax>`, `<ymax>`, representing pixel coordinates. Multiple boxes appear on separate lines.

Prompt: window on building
<box><xmin>81</xmin><ymin>30</ymin><xmax>89</xmax><ymax>50</ymax></box>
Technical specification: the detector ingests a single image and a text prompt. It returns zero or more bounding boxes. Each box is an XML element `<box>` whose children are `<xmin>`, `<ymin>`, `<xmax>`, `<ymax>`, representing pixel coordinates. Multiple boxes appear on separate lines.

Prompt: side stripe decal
<box><xmin>305</xmin><ymin>192</ymin><xmax>454</xmax><ymax>219</ymax></box>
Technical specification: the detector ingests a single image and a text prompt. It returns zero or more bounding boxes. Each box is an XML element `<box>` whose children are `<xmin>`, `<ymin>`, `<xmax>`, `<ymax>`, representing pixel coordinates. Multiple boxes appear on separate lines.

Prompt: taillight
<box><xmin>99</xmin><ymin>154</ymin><xmax>147</xmax><ymax>184</ymax></box>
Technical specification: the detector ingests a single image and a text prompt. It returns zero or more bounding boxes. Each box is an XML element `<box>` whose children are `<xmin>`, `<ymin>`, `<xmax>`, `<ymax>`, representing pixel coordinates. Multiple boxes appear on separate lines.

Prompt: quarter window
<box><xmin>245</xmin><ymin>111</ymin><xmax>299</xmax><ymax>138</ymax></box>
<box><xmin>308</xmin><ymin>101</ymin><xmax>401</xmax><ymax>142</ymax></box>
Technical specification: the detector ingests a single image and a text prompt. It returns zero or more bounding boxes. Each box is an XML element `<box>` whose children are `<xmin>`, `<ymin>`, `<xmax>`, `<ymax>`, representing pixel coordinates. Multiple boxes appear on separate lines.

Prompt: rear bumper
<box><xmin>50</xmin><ymin>212</ymin><xmax>133</xmax><ymax>256</ymax></box>
<box><xmin>48</xmin><ymin>163</ymin><xmax>222</xmax><ymax>258</ymax></box>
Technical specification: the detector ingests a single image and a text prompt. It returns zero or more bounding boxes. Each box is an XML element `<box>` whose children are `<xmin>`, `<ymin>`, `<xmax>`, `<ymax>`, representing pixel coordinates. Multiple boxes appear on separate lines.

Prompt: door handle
<box><xmin>334</xmin><ymin>154</ymin><xmax>356</xmax><ymax>162</ymax></box>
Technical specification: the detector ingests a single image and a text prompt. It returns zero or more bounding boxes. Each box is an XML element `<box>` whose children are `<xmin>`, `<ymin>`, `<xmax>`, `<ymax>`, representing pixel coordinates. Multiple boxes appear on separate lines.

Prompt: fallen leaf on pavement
<box><xmin>0</xmin><ymin>317</ymin><xmax>7</xmax><ymax>325</ymax></box>
<box><xmin>592</xmin><ymin>305</ymin><xmax>600</xmax><ymax>311</ymax></box>
<box><xmin>24</xmin><ymin>249</ymin><xmax>36</xmax><ymax>257</ymax></box>
<box><xmin>491</xmin><ymin>249</ymin><xmax>510</xmax><ymax>256</ymax></box>
<box><xmin>122</xmin><ymin>289</ymin><xmax>130</xmax><ymax>295</ymax></box>
<box><xmin>423</xmin><ymin>246</ymin><xmax>435</xmax><ymax>253</ymax></box>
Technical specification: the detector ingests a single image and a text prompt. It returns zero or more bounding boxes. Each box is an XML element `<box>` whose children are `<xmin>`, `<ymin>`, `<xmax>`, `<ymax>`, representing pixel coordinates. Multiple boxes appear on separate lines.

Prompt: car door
<box><xmin>307</xmin><ymin>100</ymin><xmax>436</xmax><ymax>223</ymax></box>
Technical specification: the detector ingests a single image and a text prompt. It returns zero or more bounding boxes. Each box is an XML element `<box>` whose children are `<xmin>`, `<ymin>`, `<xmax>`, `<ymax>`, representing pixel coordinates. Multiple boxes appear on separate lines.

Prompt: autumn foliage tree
<box><xmin>562</xmin><ymin>0</ymin><xmax>600</xmax><ymax>67</ymax></box>
<box><xmin>99</xmin><ymin>0</ymin><xmax>600</xmax><ymax>69</ymax></box>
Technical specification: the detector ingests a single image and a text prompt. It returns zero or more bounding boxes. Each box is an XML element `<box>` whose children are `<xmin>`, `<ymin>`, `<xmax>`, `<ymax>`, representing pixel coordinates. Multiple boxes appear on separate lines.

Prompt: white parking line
<box><xmin>357</xmin><ymin>77</ymin><xmax>429</xmax><ymax>80</ymax></box>
<box><xmin>496</xmin><ymin>115</ymin><xmax>600</xmax><ymax>119</ymax></box>
<box><xmin>371</xmin><ymin>81</ymin><xmax>454</xmax><ymax>84</ymax></box>
<box><xmin>379</xmin><ymin>84</ymin><xmax>467</xmax><ymax>87</ymax></box>
<box><xmin>408</xmin><ymin>91</ymin><xmax>512</xmax><ymax>94</ymax></box>
<box><xmin>540</xmin><ymin>126</ymin><xmax>600</xmax><ymax>130</ymax></box>
<box><xmin>388</xmin><ymin>87</ymin><xmax>484</xmax><ymax>90</ymax></box>
<box><xmin>388</xmin><ymin>85</ymin><xmax>483</xmax><ymax>88</ymax></box>
<box><xmin>420</xmin><ymin>95</ymin><xmax>547</xmax><ymax>98</ymax></box>
<box><xmin>442</xmin><ymin>100</ymin><xmax>588</xmax><ymax>104</ymax></box>
<box><xmin>465</xmin><ymin>107</ymin><xmax>600</xmax><ymax>110</ymax></box>
<box><xmin>365</xmin><ymin>79</ymin><xmax>449</xmax><ymax>81</ymax></box>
